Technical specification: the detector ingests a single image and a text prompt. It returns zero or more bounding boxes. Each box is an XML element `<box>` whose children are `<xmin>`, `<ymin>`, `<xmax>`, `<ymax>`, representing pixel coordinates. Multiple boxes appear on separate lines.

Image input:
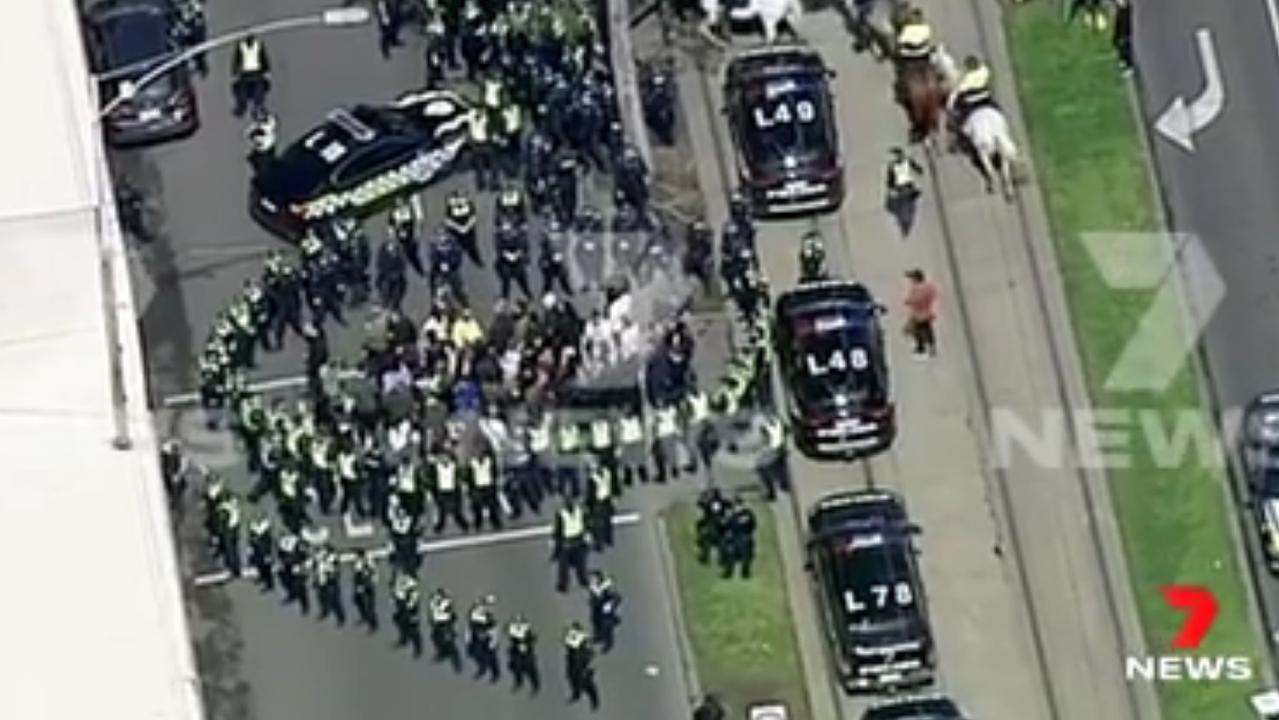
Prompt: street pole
<box><xmin>91</xmin><ymin>6</ymin><xmax>370</xmax><ymax>450</ymax></box>
<box><xmin>100</xmin><ymin>6</ymin><xmax>370</xmax><ymax>117</ymax></box>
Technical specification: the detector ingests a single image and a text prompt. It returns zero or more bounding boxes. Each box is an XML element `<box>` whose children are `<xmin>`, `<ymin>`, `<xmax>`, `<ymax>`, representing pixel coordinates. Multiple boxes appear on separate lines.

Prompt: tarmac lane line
<box><xmin>192</xmin><ymin>511</ymin><xmax>643</xmax><ymax>588</ymax></box>
<box><xmin>162</xmin><ymin>368</ymin><xmax>364</xmax><ymax>407</ymax></box>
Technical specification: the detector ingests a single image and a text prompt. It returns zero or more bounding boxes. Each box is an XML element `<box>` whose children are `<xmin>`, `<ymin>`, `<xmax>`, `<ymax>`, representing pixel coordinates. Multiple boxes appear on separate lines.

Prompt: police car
<box><xmin>775</xmin><ymin>280</ymin><xmax>894</xmax><ymax>459</ymax></box>
<box><xmin>250</xmin><ymin>89</ymin><xmax>474</xmax><ymax>239</ymax></box>
<box><xmin>807</xmin><ymin>490</ymin><xmax>935</xmax><ymax>693</ymax></box>
<box><xmin>86</xmin><ymin>0</ymin><xmax>200</xmax><ymax>147</ymax></box>
<box><xmin>723</xmin><ymin>45</ymin><xmax>843</xmax><ymax>216</ymax></box>
<box><xmin>862</xmin><ymin>695</ymin><xmax>967</xmax><ymax>719</ymax></box>
<box><xmin>1243</xmin><ymin>391</ymin><xmax>1279</xmax><ymax>571</ymax></box>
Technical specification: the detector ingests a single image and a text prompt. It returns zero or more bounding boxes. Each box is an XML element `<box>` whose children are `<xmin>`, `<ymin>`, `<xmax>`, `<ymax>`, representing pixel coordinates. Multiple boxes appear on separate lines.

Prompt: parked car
<box><xmin>85</xmin><ymin>0</ymin><xmax>199</xmax><ymax>147</ymax></box>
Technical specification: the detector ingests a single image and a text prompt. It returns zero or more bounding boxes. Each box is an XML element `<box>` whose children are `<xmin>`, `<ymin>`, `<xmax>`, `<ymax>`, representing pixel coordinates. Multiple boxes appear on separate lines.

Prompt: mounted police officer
<box><xmin>949</xmin><ymin>54</ymin><xmax>995</xmax><ymax>127</ymax></box>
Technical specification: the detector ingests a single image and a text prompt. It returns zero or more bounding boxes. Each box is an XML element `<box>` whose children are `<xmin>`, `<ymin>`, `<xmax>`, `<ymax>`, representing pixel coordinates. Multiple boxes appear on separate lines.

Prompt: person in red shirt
<box><xmin>903</xmin><ymin>268</ymin><xmax>939</xmax><ymax>357</ymax></box>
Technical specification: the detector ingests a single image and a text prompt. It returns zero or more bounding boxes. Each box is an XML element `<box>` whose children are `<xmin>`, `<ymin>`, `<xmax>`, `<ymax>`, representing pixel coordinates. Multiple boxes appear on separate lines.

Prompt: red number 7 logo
<box><xmin>1162</xmin><ymin>585</ymin><xmax>1218</xmax><ymax>650</ymax></box>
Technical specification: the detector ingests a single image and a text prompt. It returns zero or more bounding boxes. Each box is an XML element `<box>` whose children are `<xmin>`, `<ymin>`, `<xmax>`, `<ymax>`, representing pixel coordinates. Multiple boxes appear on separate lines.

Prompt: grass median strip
<box><xmin>664</xmin><ymin>500</ymin><xmax>811</xmax><ymax>719</ymax></box>
<box><xmin>1007</xmin><ymin>3</ymin><xmax>1264</xmax><ymax>717</ymax></box>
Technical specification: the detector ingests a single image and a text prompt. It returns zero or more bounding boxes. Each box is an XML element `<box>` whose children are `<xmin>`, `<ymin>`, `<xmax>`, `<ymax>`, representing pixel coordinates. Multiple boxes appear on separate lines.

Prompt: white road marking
<box><xmin>162</xmin><ymin>369</ymin><xmax>362</xmax><ymax>407</ymax></box>
<box><xmin>1153</xmin><ymin>28</ymin><xmax>1226</xmax><ymax>152</ymax></box>
<box><xmin>191</xmin><ymin>512</ymin><xmax>643</xmax><ymax>589</ymax></box>
<box><xmin>301</xmin><ymin>526</ymin><xmax>330</xmax><ymax>545</ymax></box>
<box><xmin>1265</xmin><ymin>0</ymin><xmax>1279</xmax><ymax>71</ymax></box>
<box><xmin>342</xmin><ymin>513</ymin><xmax>376</xmax><ymax>539</ymax></box>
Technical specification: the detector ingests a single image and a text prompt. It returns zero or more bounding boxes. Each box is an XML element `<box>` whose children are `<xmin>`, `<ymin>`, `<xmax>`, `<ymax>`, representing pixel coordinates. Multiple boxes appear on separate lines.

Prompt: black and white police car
<box><xmin>250</xmin><ymin>89</ymin><xmax>474</xmax><ymax>239</ymax></box>
<box><xmin>775</xmin><ymin>280</ymin><xmax>894</xmax><ymax>459</ymax></box>
<box><xmin>862</xmin><ymin>695</ymin><xmax>967</xmax><ymax>720</ymax></box>
<box><xmin>724</xmin><ymin>45</ymin><xmax>843</xmax><ymax>216</ymax></box>
<box><xmin>1242</xmin><ymin>391</ymin><xmax>1279</xmax><ymax>571</ymax></box>
<box><xmin>808</xmin><ymin>490</ymin><xmax>935</xmax><ymax>693</ymax></box>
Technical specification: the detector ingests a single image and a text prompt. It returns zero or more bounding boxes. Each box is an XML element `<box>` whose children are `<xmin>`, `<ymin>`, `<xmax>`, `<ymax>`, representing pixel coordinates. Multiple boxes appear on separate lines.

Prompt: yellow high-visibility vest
<box><xmin>437</xmin><ymin>460</ymin><xmax>457</xmax><ymax>491</ymax></box>
<box><xmin>655</xmin><ymin>408</ymin><xmax>678</xmax><ymax>438</ymax></box>
<box><xmin>957</xmin><ymin>66</ymin><xmax>991</xmax><ymax>94</ymax></box>
<box><xmin>559</xmin><ymin>423</ymin><xmax>582</xmax><ymax>453</ymax></box>
<box><xmin>890</xmin><ymin>160</ymin><xmax>916</xmax><ymax>188</ymax></box>
<box><xmin>311</xmin><ymin>439</ymin><xmax>331</xmax><ymax>470</ymax></box>
<box><xmin>338</xmin><ymin>453</ymin><xmax>358</xmax><ymax>480</ymax></box>
<box><xmin>897</xmin><ymin>23</ymin><xmax>933</xmax><ymax>49</ymax></box>
<box><xmin>687</xmin><ymin>392</ymin><xmax>710</xmax><ymax>424</ymax></box>
<box><xmin>238</xmin><ymin>39</ymin><xmax>264</xmax><ymax>73</ymax></box>
<box><xmin>619</xmin><ymin>416</ymin><xmax>643</xmax><ymax>444</ymax></box>
<box><xmin>590</xmin><ymin>419</ymin><xmax>612</xmax><ymax>450</ymax></box>
<box><xmin>592</xmin><ymin>470</ymin><xmax>612</xmax><ymax>501</ymax></box>
<box><xmin>472</xmin><ymin>456</ymin><xmax>495</xmax><ymax>488</ymax></box>
<box><xmin>559</xmin><ymin>507</ymin><xmax>585</xmax><ymax>538</ymax></box>
<box><xmin>530</xmin><ymin>421</ymin><xmax>552</xmax><ymax>452</ymax></box>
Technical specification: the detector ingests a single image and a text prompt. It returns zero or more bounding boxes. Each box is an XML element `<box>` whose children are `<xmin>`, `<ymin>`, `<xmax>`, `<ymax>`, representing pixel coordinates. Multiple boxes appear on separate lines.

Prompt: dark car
<box><xmin>775</xmin><ymin>280</ymin><xmax>894</xmax><ymax>459</ymax></box>
<box><xmin>250</xmin><ymin>89</ymin><xmax>473</xmax><ymax>239</ymax></box>
<box><xmin>1242</xmin><ymin>391</ymin><xmax>1279</xmax><ymax>571</ymax></box>
<box><xmin>85</xmin><ymin>0</ymin><xmax>199</xmax><ymax>147</ymax></box>
<box><xmin>862</xmin><ymin>695</ymin><xmax>966</xmax><ymax>719</ymax></box>
<box><xmin>724</xmin><ymin>45</ymin><xmax>843</xmax><ymax>216</ymax></box>
<box><xmin>807</xmin><ymin>490</ymin><xmax>935</xmax><ymax>693</ymax></box>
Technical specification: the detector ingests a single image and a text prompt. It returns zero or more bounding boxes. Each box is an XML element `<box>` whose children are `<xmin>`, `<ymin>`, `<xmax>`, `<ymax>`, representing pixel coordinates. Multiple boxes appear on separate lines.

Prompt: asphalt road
<box><xmin>114</xmin><ymin>0</ymin><xmax>696</xmax><ymax>717</ymax></box>
<box><xmin>1136</xmin><ymin>0</ymin><xmax>1279</xmax><ymax>670</ymax></box>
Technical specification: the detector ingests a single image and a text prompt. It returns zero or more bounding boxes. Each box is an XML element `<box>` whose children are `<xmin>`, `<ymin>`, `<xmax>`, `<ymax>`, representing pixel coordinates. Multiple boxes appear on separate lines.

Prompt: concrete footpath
<box><xmin>678</xmin><ymin>0</ymin><xmax>1159</xmax><ymax>718</ymax></box>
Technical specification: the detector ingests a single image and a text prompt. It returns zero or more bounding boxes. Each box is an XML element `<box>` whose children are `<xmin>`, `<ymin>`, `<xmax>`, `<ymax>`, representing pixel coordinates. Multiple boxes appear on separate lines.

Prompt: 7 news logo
<box><xmin>1124</xmin><ymin>585</ymin><xmax>1255</xmax><ymax>683</ymax></box>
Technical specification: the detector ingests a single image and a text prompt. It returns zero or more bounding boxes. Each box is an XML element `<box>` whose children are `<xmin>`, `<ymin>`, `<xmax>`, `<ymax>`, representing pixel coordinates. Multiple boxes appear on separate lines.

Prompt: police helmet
<box><xmin>728</xmin><ymin>191</ymin><xmax>750</xmax><ymax>217</ymax></box>
<box><xmin>499</xmin><ymin>188</ymin><xmax>522</xmax><ymax>209</ymax></box>
<box><xmin>483</xmin><ymin>594</ymin><xmax>496</xmax><ymax>606</ymax></box>
<box><xmin>964</xmin><ymin>54</ymin><xmax>982</xmax><ymax>70</ymax></box>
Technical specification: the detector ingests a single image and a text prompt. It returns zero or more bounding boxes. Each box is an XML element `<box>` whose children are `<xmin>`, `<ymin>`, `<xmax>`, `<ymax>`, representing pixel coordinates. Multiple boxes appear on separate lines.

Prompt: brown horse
<box><xmin>895</xmin><ymin>60</ymin><xmax>946</xmax><ymax>143</ymax></box>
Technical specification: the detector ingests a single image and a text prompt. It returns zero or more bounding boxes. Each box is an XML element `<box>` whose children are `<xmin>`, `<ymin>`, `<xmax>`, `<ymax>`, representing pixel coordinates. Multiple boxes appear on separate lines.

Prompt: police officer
<box><xmin>507</xmin><ymin>613</ymin><xmax>540</xmax><ymax>692</ymax></box>
<box><xmin>469</xmin><ymin>447</ymin><xmax>503</xmax><ymax>531</ymax></box>
<box><xmin>587</xmin><ymin>570</ymin><xmax>621</xmax><ymax>651</ymax></box>
<box><xmin>246</xmin><ymin>108</ymin><xmax>278</xmax><ymax>175</ymax></box>
<box><xmin>588</xmin><ymin>412</ymin><xmax>617</xmax><ymax>482</ymax></box>
<box><xmin>247</xmin><ymin>513</ymin><xmax>274</xmax><ymax>590</ymax></box>
<box><xmin>695</xmin><ymin>487</ymin><xmax>728</xmax><ymax>565</ymax></box>
<box><xmin>895</xmin><ymin>7</ymin><xmax>936</xmax><ymax>66</ymax></box>
<box><xmin>759</xmin><ymin>412</ymin><xmax>789</xmax><ymax>500</ymax></box>
<box><xmin>392</xmin><ymin>571</ymin><xmax>423</xmax><ymax>655</ymax></box>
<box><xmin>469</xmin><ymin>109</ymin><xmax>499</xmax><ymax>191</ymax></box>
<box><xmin>694</xmin><ymin>694</ymin><xmax>728</xmax><ymax>720</ymax></box>
<box><xmin>389</xmin><ymin>195</ymin><xmax>425</xmax><ymax>276</ymax></box>
<box><xmin>387</xmin><ymin>497</ymin><xmax>422</xmax><ymax>572</ymax></box>
<box><xmin>556</xmin><ymin>416</ymin><xmax>584</xmax><ymax>497</ymax></box>
<box><xmin>949</xmin><ymin>54</ymin><xmax>994</xmax><ymax>126</ymax></box>
<box><xmin>174</xmin><ymin>0</ymin><xmax>208</xmax><ymax>76</ymax></box>
<box><xmin>159</xmin><ymin>438</ymin><xmax>189</xmax><ymax>507</ymax></box>
<box><xmin>376</xmin><ymin>238</ymin><xmax>408</xmax><ymax>310</ymax></box>
<box><xmin>683</xmin><ymin>219</ymin><xmax>713</xmax><ymax>292</ymax></box>
<box><xmin>213</xmin><ymin>492</ymin><xmax>243</xmax><ymax>575</ymax></box>
<box><xmin>726</xmin><ymin>191</ymin><xmax>757</xmax><ymax>252</ymax></box>
<box><xmin>352</xmin><ymin>549</ymin><xmax>378</xmax><ymax>631</ymax></box>
<box><xmin>262</xmin><ymin>251</ymin><xmax>303</xmax><ymax>346</ymax></box>
<box><xmin>552</xmin><ymin>151</ymin><xmax>580</xmax><ymax>225</ymax></box>
<box><xmin>444</xmin><ymin>190</ymin><xmax>482</xmax><ymax>265</ymax></box>
<box><xmin>720</xmin><ymin>499</ymin><xmax>757</xmax><ymax>579</ymax></box>
<box><xmin>564</xmin><ymin>622</ymin><xmax>600</xmax><ymax>708</ymax></box>
<box><xmin>375</xmin><ymin>0</ymin><xmax>405</xmax><ymax>59</ymax></box>
<box><xmin>310</xmin><ymin>432</ymin><xmax>338</xmax><ymax>515</ymax></box>
<box><xmin>429</xmin><ymin>230</ymin><xmax>465</xmax><ymax>301</ymax></box>
<box><xmin>278</xmin><ymin>533</ymin><xmax>312</xmax><ymax>613</ymax></box>
<box><xmin>553</xmin><ymin>496</ymin><xmax>590</xmax><ymax>592</ymax></box>
<box><xmin>423</xmin><ymin>13</ymin><xmax>449</xmax><ymax>88</ymax></box>
<box><xmin>468</xmin><ymin>595</ymin><xmax>501</xmax><ymax>681</ymax></box>
<box><xmin>651</xmin><ymin>403</ymin><xmax>682</xmax><ymax>483</ymax></box>
<box><xmin>429</xmin><ymin>588</ymin><xmax>463</xmax><ymax>669</ymax></box>
<box><xmin>431</xmin><ymin>447</ymin><xmax>470</xmax><ymax>532</ymax></box>
<box><xmin>617</xmin><ymin>408</ymin><xmax>648</xmax><ymax>486</ymax></box>
<box><xmin>524</xmin><ymin>130</ymin><xmax>555</xmax><ymax>211</ymax></box>
<box><xmin>585</xmin><ymin>463</ymin><xmax>615</xmax><ymax>551</ymax></box>
<box><xmin>528</xmin><ymin>409</ymin><xmax>556</xmax><ymax>497</ymax></box>
<box><xmin>885</xmin><ymin>146</ymin><xmax>924</xmax><ymax>236</ymax></box>
<box><xmin>799</xmin><ymin>230</ymin><xmax>828</xmax><ymax>283</ymax></box>
<box><xmin>459</xmin><ymin>0</ymin><xmax>487</xmax><ymax>80</ymax></box>
<box><xmin>499</xmin><ymin>102</ymin><xmax>524</xmax><ymax>179</ymax></box>
<box><xmin>572</xmin><ymin>206</ymin><xmax>604</xmax><ymax>293</ymax></box>
<box><xmin>495</xmin><ymin>219</ymin><xmax>532</xmax><ymax>299</ymax></box>
<box><xmin>615</xmin><ymin>145</ymin><xmax>650</xmax><ymax>211</ymax></box>
<box><xmin>231</xmin><ymin>33</ymin><xmax>271</xmax><ymax>117</ymax></box>
<box><xmin>314</xmin><ymin>542</ymin><xmax>345</xmax><ymax>625</ymax></box>
<box><xmin>538</xmin><ymin>220</ymin><xmax>573</xmax><ymax>295</ymax></box>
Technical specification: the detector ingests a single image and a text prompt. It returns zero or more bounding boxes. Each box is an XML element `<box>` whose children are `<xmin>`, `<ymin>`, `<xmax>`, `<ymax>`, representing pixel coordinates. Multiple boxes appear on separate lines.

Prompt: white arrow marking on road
<box><xmin>1155</xmin><ymin>28</ymin><xmax>1226</xmax><ymax>153</ymax></box>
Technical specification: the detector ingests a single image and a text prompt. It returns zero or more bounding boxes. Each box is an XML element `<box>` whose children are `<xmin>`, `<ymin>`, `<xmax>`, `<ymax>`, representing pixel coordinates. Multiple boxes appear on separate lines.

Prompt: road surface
<box><xmin>1136</xmin><ymin>0</ymin><xmax>1279</xmax><ymax>675</ymax></box>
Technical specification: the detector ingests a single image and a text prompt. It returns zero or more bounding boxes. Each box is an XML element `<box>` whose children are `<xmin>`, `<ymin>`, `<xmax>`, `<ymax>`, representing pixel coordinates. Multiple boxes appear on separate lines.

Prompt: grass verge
<box><xmin>1007</xmin><ymin>3</ymin><xmax>1264</xmax><ymax>718</ymax></box>
<box><xmin>663</xmin><ymin>500</ymin><xmax>811</xmax><ymax>719</ymax></box>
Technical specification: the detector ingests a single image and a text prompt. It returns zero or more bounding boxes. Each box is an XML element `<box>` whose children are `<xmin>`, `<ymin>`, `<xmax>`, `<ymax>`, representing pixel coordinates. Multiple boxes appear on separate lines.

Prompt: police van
<box><xmin>807</xmin><ymin>490</ymin><xmax>935</xmax><ymax>693</ymax></box>
<box><xmin>775</xmin><ymin>280</ymin><xmax>895</xmax><ymax>459</ymax></box>
<box><xmin>1243</xmin><ymin>390</ymin><xmax>1279</xmax><ymax>571</ymax></box>
<box><xmin>723</xmin><ymin>45</ymin><xmax>844</xmax><ymax>216</ymax></box>
<box><xmin>250</xmin><ymin>89</ymin><xmax>473</xmax><ymax>239</ymax></box>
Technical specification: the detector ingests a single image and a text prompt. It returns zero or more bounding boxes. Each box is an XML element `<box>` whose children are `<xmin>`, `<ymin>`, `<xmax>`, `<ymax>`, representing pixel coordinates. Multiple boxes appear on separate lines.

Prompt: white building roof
<box><xmin>0</xmin><ymin>2</ymin><xmax>204</xmax><ymax>719</ymax></box>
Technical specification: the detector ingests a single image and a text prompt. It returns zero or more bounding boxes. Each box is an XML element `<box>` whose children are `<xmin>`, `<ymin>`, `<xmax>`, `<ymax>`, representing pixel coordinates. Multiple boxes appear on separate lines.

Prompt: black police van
<box><xmin>724</xmin><ymin>45</ymin><xmax>843</xmax><ymax>216</ymax></box>
<box><xmin>775</xmin><ymin>280</ymin><xmax>894</xmax><ymax>459</ymax></box>
<box><xmin>862</xmin><ymin>696</ymin><xmax>967</xmax><ymax>719</ymax></box>
<box><xmin>808</xmin><ymin>490</ymin><xmax>935</xmax><ymax>693</ymax></box>
<box><xmin>250</xmin><ymin>89</ymin><xmax>473</xmax><ymax>239</ymax></box>
<box><xmin>1242</xmin><ymin>391</ymin><xmax>1279</xmax><ymax>572</ymax></box>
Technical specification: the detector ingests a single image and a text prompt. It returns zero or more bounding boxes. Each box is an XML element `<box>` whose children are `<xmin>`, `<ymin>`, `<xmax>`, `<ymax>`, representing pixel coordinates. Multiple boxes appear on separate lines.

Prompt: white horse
<box><xmin>699</xmin><ymin>0</ymin><xmax>803</xmax><ymax>46</ymax></box>
<box><xmin>962</xmin><ymin>105</ymin><xmax>1019</xmax><ymax>198</ymax></box>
